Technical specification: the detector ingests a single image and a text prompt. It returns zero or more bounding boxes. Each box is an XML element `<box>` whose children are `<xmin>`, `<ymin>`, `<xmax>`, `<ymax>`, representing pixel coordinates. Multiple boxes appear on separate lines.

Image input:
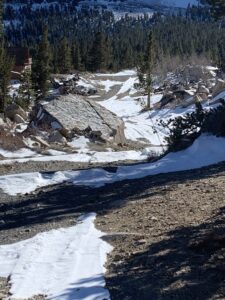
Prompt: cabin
<box><xmin>7</xmin><ymin>47</ymin><xmax>32</xmax><ymax>79</ymax></box>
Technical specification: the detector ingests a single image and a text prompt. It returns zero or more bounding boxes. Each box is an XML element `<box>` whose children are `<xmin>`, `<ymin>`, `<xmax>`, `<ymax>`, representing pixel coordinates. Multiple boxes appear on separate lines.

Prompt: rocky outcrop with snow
<box><xmin>34</xmin><ymin>94</ymin><xmax>126</xmax><ymax>145</ymax></box>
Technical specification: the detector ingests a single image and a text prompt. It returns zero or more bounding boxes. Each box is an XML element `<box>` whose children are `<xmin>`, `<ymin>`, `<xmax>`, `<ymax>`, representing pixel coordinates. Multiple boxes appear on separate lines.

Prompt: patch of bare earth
<box><xmin>96</xmin><ymin>167</ymin><xmax>225</xmax><ymax>299</ymax></box>
<box><xmin>1</xmin><ymin>163</ymin><xmax>225</xmax><ymax>299</ymax></box>
<box><xmin>0</xmin><ymin>126</ymin><xmax>25</xmax><ymax>152</ymax></box>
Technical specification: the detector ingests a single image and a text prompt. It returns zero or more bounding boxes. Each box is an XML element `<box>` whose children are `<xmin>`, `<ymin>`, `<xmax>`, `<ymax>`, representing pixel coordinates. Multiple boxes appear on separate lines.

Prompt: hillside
<box><xmin>5</xmin><ymin>0</ymin><xmax>200</xmax><ymax>17</ymax></box>
<box><xmin>2</xmin><ymin>0</ymin><xmax>225</xmax><ymax>299</ymax></box>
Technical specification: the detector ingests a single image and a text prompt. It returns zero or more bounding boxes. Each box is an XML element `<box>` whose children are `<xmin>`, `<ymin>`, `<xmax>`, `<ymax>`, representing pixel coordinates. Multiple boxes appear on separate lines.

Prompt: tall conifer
<box><xmin>57</xmin><ymin>37</ymin><xmax>72</xmax><ymax>73</ymax></box>
<box><xmin>138</xmin><ymin>30</ymin><xmax>155</xmax><ymax>109</ymax></box>
<box><xmin>32</xmin><ymin>25</ymin><xmax>50</xmax><ymax>98</ymax></box>
<box><xmin>88</xmin><ymin>32</ymin><xmax>107</xmax><ymax>72</ymax></box>
<box><xmin>0</xmin><ymin>0</ymin><xmax>13</xmax><ymax>113</ymax></box>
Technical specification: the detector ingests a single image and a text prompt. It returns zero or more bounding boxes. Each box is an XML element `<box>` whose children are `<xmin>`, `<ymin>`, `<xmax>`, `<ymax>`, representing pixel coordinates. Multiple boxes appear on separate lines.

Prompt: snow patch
<box><xmin>117</xmin><ymin>77</ymin><xmax>137</xmax><ymax>95</ymax></box>
<box><xmin>0</xmin><ymin>213</ymin><xmax>113</xmax><ymax>300</ymax></box>
<box><xmin>1</xmin><ymin>135</ymin><xmax>225</xmax><ymax>195</ymax></box>
<box><xmin>99</xmin><ymin>79</ymin><xmax>123</xmax><ymax>92</ymax></box>
<box><xmin>96</xmin><ymin>70</ymin><xmax>136</xmax><ymax>77</ymax></box>
<box><xmin>0</xmin><ymin>148</ymin><xmax>38</xmax><ymax>159</ymax></box>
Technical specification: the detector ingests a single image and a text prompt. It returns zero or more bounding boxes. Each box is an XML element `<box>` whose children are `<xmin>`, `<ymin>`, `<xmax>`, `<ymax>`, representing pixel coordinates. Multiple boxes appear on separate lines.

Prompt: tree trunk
<box><xmin>147</xmin><ymin>89</ymin><xmax>151</xmax><ymax>109</ymax></box>
<box><xmin>0</xmin><ymin>95</ymin><xmax>5</xmax><ymax>114</ymax></box>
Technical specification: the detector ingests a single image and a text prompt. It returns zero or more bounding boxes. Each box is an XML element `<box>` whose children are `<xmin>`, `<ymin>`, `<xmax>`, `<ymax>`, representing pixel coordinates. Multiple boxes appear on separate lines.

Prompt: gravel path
<box><xmin>1</xmin><ymin>162</ymin><xmax>225</xmax><ymax>299</ymax></box>
<box><xmin>0</xmin><ymin>155</ymin><xmax>148</xmax><ymax>176</ymax></box>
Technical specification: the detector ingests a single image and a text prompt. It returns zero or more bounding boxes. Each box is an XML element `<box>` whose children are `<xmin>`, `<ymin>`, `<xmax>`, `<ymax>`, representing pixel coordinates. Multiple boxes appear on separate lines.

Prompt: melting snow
<box><xmin>98</xmin><ymin>79</ymin><xmax>123</xmax><ymax>92</ymax></box>
<box><xmin>1</xmin><ymin>134</ymin><xmax>225</xmax><ymax>196</ymax></box>
<box><xmin>117</xmin><ymin>77</ymin><xmax>137</xmax><ymax>95</ymax></box>
<box><xmin>96</xmin><ymin>70</ymin><xmax>136</xmax><ymax>77</ymax></box>
<box><xmin>0</xmin><ymin>213</ymin><xmax>112</xmax><ymax>300</ymax></box>
<box><xmin>0</xmin><ymin>149</ymin><xmax>149</xmax><ymax>166</ymax></box>
<box><xmin>0</xmin><ymin>148</ymin><xmax>38</xmax><ymax>159</ymax></box>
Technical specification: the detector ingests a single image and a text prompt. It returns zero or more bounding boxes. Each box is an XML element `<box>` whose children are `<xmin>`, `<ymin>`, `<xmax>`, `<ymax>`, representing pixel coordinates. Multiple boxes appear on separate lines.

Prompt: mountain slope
<box><xmin>5</xmin><ymin>0</ymin><xmax>199</xmax><ymax>12</ymax></box>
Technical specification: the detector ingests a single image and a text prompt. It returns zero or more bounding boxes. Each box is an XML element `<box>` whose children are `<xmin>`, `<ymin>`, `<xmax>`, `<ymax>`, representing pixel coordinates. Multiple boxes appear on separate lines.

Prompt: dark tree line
<box><xmin>3</xmin><ymin>2</ymin><xmax>225</xmax><ymax>73</ymax></box>
<box><xmin>0</xmin><ymin>0</ymin><xmax>13</xmax><ymax>113</ymax></box>
<box><xmin>0</xmin><ymin>0</ymin><xmax>225</xmax><ymax>113</ymax></box>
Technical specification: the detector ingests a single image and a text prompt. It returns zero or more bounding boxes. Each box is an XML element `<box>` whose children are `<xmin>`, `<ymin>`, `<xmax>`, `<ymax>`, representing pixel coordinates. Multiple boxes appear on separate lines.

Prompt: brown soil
<box><xmin>1</xmin><ymin>162</ymin><xmax>225</xmax><ymax>299</ymax></box>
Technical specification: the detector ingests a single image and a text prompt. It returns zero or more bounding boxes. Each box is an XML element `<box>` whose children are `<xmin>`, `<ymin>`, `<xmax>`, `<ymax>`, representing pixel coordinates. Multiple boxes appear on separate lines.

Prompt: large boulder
<box><xmin>198</xmin><ymin>85</ymin><xmax>209</xmax><ymax>95</ymax></box>
<box><xmin>14</xmin><ymin>114</ymin><xmax>26</xmax><ymax>124</ymax></box>
<box><xmin>5</xmin><ymin>103</ymin><xmax>27</xmax><ymax>122</ymax></box>
<box><xmin>0</xmin><ymin>116</ymin><xmax>4</xmax><ymax>126</ymax></box>
<box><xmin>72</xmin><ymin>85</ymin><xmax>97</xmax><ymax>96</ymax></box>
<box><xmin>197</xmin><ymin>85</ymin><xmax>210</xmax><ymax>101</ymax></box>
<box><xmin>48</xmin><ymin>130</ymin><xmax>67</xmax><ymax>144</ymax></box>
<box><xmin>212</xmin><ymin>79</ymin><xmax>225</xmax><ymax>98</ymax></box>
<box><xmin>160</xmin><ymin>92</ymin><xmax>176</xmax><ymax>108</ymax></box>
<box><xmin>35</xmin><ymin>94</ymin><xmax>126</xmax><ymax>145</ymax></box>
<box><xmin>159</xmin><ymin>90</ymin><xmax>193</xmax><ymax>108</ymax></box>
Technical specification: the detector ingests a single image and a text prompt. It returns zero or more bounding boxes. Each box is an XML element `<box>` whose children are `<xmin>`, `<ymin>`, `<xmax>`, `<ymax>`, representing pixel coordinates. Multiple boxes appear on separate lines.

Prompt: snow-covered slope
<box><xmin>6</xmin><ymin>0</ymin><xmax>199</xmax><ymax>15</ymax></box>
<box><xmin>137</xmin><ymin>0</ymin><xmax>199</xmax><ymax>8</ymax></box>
<box><xmin>78</xmin><ymin>0</ymin><xmax>199</xmax><ymax>15</ymax></box>
<box><xmin>1</xmin><ymin>134</ymin><xmax>225</xmax><ymax>196</ymax></box>
<box><xmin>79</xmin><ymin>0</ymin><xmax>199</xmax><ymax>9</ymax></box>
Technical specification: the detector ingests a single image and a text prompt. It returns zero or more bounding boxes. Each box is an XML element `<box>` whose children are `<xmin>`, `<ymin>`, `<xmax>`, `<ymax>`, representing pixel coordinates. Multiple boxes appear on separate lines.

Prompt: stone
<box><xmin>31</xmin><ymin>136</ymin><xmax>50</xmax><ymax>148</ymax></box>
<box><xmin>14</xmin><ymin>114</ymin><xmax>25</xmax><ymax>124</ymax></box>
<box><xmin>136</xmin><ymin>239</ymin><xmax>147</xmax><ymax>245</ymax></box>
<box><xmin>173</xmin><ymin>90</ymin><xmax>193</xmax><ymax>102</ymax></box>
<box><xmin>212</xmin><ymin>79</ymin><xmax>225</xmax><ymax>97</ymax></box>
<box><xmin>72</xmin><ymin>85</ymin><xmax>97</xmax><ymax>96</ymax></box>
<box><xmin>0</xmin><ymin>117</ymin><xmax>4</xmax><ymax>126</ymax></box>
<box><xmin>5</xmin><ymin>103</ymin><xmax>27</xmax><ymax>121</ymax></box>
<box><xmin>160</xmin><ymin>92</ymin><xmax>175</xmax><ymax>108</ymax></box>
<box><xmin>0</xmin><ymin>292</ymin><xmax>6</xmax><ymax>299</ymax></box>
<box><xmin>52</xmin><ymin>74</ymin><xmax>98</xmax><ymax>96</ymax></box>
<box><xmin>198</xmin><ymin>85</ymin><xmax>209</xmax><ymax>94</ymax></box>
<box><xmin>48</xmin><ymin>130</ymin><xmax>67</xmax><ymax>144</ymax></box>
<box><xmin>36</xmin><ymin>94</ymin><xmax>126</xmax><ymax>145</ymax></box>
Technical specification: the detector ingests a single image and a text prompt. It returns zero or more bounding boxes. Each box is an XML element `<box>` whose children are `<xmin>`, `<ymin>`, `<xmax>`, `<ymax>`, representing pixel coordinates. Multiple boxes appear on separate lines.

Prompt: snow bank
<box><xmin>117</xmin><ymin>77</ymin><xmax>137</xmax><ymax>94</ymax></box>
<box><xmin>0</xmin><ymin>213</ymin><xmax>113</xmax><ymax>300</ymax></box>
<box><xmin>0</xmin><ymin>148</ymin><xmax>38</xmax><ymax>159</ymax></box>
<box><xmin>1</xmin><ymin>134</ymin><xmax>225</xmax><ymax>196</ymax></box>
<box><xmin>100</xmin><ymin>93</ymin><xmax>175</xmax><ymax>145</ymax></box>
<box><xmin>0</xmin><ymin>149</ymin><xmax>148</xmax><ymax>166</ymax></box>
<box><xmin>96</xmin><ymin>70</ymin><xmax>136</xmax><ymax>77</ymax></box>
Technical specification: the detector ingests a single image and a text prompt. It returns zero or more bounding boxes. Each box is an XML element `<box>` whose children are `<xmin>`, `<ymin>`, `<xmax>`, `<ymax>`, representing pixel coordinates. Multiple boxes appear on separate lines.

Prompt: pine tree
<box><xmin>138</xmin><ymin>30</ymin><xmax>155</xmax><ymax>109</ymax></box>
<box><xmin>72</xmin><ymin>44</ymin><xmax>81</xmax><ymax>71</ymax></box>
<box><xmin>0</xmin><ymin>0</ymin><xmax>13</xmax><ymax>114</ymax></box>
<box><xmin>88</xmin><ymin>32</ymin><xmax>107</xmax><ymax>72</ymax></box>
<box><xmin>16</xmin><ymin>69</ymin><xmax>33</xmax><ymax>110</ymax></box>
<box><xmin>201</xmin><ymin>0</ymin><xmax>225</xmax><ymax>19</ymax></box>
<box><xmin>104</xmin><ymin>36</ymin><xmax>113</xmax><ymax>70</ymax></box>
<box><xmin>0</xmin><ymin>0</ymin><xmax>3</xmax><ymax>49</ymax></box>
<box><xmin>57</xmin><ymin>37</ymin><xmax>72</xmax><ymax>73</ymax></box>
<box><xmin>32</xmin><ymin>25</ymin><xmax>50</xmax><ymax>99</ymax></box>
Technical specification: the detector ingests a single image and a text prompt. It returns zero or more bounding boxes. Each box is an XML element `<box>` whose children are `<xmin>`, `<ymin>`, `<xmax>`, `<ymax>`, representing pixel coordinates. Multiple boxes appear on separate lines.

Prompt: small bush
<box><xmin>160</xmin><ymin>102</ymin><xmax>205</xmax><ymax>152</ymax></box>
<box><xmin>160</xmin><ymin>100</ymin><xmax>225</xmax><ymax>152</ymax></box>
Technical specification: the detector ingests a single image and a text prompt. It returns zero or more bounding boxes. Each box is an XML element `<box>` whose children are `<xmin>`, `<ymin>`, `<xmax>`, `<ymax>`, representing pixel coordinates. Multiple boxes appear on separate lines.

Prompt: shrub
<box><xmin>159</xmin><ymin>102</ymin><xmax>205</xmax><ymax>152</ymax></box>
<box><xmin>160</xmin><ymin>100</ymin><xmax>225</xmax><ymax>152</ymax></box>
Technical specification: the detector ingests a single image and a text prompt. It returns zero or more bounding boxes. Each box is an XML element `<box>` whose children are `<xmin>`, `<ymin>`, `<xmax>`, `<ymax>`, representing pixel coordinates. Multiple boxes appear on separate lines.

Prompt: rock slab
<box><xmin>36</xmin><ymin>94</ymin><xmax>126</xmax><ymax>145</ymax></box>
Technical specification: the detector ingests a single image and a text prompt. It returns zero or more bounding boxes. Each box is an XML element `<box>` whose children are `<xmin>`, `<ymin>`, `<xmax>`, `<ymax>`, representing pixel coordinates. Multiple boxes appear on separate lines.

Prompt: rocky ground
<box><xmin>0</xmin><ymin>156</ymin><xmax>147</xmax><ymax>176</ymax></box>
<box><xmin>1</xmin><ymin>161</ymin><xmax>225</xmax><ymax>299</ymax></box>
